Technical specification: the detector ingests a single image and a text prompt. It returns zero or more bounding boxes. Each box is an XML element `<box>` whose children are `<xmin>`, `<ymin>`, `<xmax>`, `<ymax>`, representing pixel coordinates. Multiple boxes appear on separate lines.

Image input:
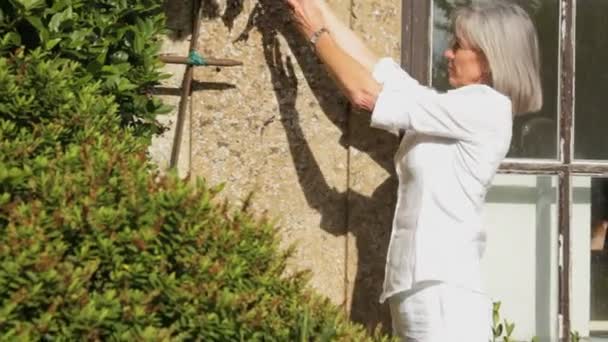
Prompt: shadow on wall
<box><xmin>163</xmin><ymin>0</ymin><xmax>246</xmax><ymax>40</ymax></box>
<box><xmin>163</xmin><ymin>0</ymin><xmax>194</xmax><ymax>40</ymax></box>
<box><xmin>164</xmin><ymin>0</ymin><xmax>399</xmax><ymax>334</ymax></box>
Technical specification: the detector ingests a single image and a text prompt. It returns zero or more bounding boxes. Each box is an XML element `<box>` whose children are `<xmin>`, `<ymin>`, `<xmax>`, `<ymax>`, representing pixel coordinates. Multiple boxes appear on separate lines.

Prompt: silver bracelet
<box><xmin>309</xmin><ymin>27</ymin><xmax>330</xmax><ymax>46</ymax></box>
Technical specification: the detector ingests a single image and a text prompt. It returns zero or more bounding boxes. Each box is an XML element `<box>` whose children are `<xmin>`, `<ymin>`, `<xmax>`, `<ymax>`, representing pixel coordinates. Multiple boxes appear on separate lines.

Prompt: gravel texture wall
<box><xmin>154</xmin><ymin>0</ymin><xmax>402</xmax><ymax>331</ymax></box>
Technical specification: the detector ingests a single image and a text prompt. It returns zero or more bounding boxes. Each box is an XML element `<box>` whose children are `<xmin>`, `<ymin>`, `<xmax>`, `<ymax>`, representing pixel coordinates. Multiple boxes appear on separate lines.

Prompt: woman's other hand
<box><xmin>285</xmin><ymin>0</ymin><xmax>325</xmax><ymax>39</ymax></box>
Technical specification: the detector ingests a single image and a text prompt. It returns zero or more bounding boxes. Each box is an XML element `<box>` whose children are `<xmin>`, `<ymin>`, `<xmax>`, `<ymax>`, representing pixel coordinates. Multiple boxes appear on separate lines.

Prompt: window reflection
<box><xmin>575</xmin><ymin>1</ymin><xmax>608</xmax><ymax>160</ymax></box>
<box><xmin>572</xmin><ymin>177</ymin><xmax>608</xmax><ymax>338</ymax></box>
<box><xmin>591</xmin><ymin>178</ymin><xmax>608</xmax><ymax>323</ymax></box>
<box><xmin>432</xmin><ymin>0</ymin><xmax>559</xmax><ymax>159</ymax></box>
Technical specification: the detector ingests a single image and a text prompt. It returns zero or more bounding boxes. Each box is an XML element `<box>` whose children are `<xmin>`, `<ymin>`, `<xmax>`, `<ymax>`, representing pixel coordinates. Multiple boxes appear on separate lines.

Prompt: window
<box><xmin>482</xmin><ymin>175</ymin><xmax>559</xmax><ymax>340</ymax></box>
<box><xmin>402</xmin><ymin>0</ymin><xmax>608</xmax><ymax>340</ymax></box>
<box><xmin>572</xmin><ymin>177</ymin><xmax>608</xmax><ymax>340</ymax></box>
<box><xmin>432</xmin><ymin>0</ymin><xmax>559</xmax><ymax>159</ymax></box>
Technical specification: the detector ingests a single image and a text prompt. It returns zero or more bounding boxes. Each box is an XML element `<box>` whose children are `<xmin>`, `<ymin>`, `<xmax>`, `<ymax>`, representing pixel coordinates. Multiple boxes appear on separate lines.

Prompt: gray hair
<box><xmin>453</xmin><ymin>1</ymin><xmax>543</xmax><ymax>114</ymax></box>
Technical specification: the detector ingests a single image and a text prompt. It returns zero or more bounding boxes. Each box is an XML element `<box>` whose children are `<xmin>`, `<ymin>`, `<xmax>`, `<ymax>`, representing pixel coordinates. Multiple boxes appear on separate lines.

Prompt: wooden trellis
<box><xmin>158</xmin><ymin>0</ymin><xmax>242</xmax><ymax>168</ymax></box>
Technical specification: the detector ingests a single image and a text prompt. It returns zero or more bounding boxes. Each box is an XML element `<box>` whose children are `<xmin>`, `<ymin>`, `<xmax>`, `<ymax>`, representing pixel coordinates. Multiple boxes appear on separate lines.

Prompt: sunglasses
<box><xmin>448</xmin><ymin>35</ymin><xmax>480</xmax><ymax>53</ymax></box>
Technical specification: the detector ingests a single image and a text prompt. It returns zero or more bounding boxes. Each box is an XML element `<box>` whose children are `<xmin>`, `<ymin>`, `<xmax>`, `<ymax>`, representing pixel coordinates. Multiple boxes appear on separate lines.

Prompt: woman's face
<box><xmin>443</xmin><ymin>35</ymin><xmax>489</xmax><ymax>88</ymax></box>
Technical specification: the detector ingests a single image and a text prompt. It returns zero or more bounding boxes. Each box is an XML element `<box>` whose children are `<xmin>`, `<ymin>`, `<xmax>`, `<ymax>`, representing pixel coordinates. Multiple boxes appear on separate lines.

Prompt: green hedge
<box><xmin>0</xmin><ymin>2</ymin><xmax>392</xmax><ymax>341</ymax></box>
<box><xmin>0</xmin><ymin>0</ymin><xmax>170</xmax><ymax>138</ymax></box>
<box><xmin>0</xmin><ymin>49</ymin><xmax>388</xmax><ymax>341</ymax></box>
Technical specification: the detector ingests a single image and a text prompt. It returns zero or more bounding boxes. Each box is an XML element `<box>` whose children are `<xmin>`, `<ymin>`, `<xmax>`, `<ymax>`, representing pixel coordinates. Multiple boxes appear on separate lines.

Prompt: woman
<box><xmin>286</xmin><ymin>0</ymin><xmax>542</xmax><ymax>341</ymax></box>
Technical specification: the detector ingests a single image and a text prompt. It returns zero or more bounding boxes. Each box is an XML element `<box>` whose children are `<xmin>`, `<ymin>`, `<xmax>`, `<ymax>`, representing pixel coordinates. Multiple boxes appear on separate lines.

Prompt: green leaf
<box><xmin>133</xmin><ymin>35</ymin><xmax>144</xmax><ymax>54</ymax></box>
<box><xmin>44</xmin><ymin>38</ymin><xmax>61</xmax><ymax>50</ymax></box>
<box><xmin>155</xmin><ymin>104</ymin><xmax>173</xmax><ymax>115</ymax></box>
<box><xmin>110</xmin><ymin>51</ymin><xmax>129</xmax><ymax>64</ymax></box>
<box><xmin>1</xmin><ymin>32</ymin><xmax>21</xmax><ymax>47</ymax></box>
<box><xmin>493</xmin><ymin>306</ymin><xmax>500</xmax><ymax>325</ymax></box>
<box><xmin>95</xmin><ymin>47</ymin><xmax>109</xmax><ymax>65</ymax></box>
<box><xmin>67</xmin><ymin>29</ymin><xmax>90</xmax><ymax>48</ymax></box>
<box><xmin>117</xmin><ymin>78</ymin><xmax>137</xmax><ymax>92</ymax></box>
<box><xmin>494</xmin><ymin>323</ymin><xmax>503</xmax><ymax>337</ymax></box>
<box><xmin>25</xmin><ymin>15</ymin><xmax>49</xmax><ymax>42</ymax></box>
<box><xmin>85</xmin><ymin>60</ymin><xmax>103</xmax><ymax>74</ymax></box>
<box><xmin>50</xmin><ymin>0</ymin><xmax>70</xmax><ymax>12</ymax></box>
<box><xmin>0</xmin><ymin>192</ymin><xmax>10</xmax><ymax>206</ymax></box>
<box><xmin>16</xmin><ymin>0</ymin><xmax>46</xmax><ymax>12</ymax></box>
<box><xmin>505</xmin><ymin>320</ymin><xmax>514</xmax><ymax>336</ymax></box>
<box><xmin>48</xmin><ymin>7</ymin><xmax>73</xmax><ymax>32</ymax></box>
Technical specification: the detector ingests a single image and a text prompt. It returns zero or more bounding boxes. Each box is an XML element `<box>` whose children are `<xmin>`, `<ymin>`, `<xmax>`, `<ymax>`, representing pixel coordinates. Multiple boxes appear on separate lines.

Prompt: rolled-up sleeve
<box><xmin>370</xmin><ymin>58</ymin><xmax>511</xmax><ymax>141</ymax></box>
<box><xmin>370</xmin><ymin>58</ymin><xmax>421</xmax><ymax>135</ymax></box>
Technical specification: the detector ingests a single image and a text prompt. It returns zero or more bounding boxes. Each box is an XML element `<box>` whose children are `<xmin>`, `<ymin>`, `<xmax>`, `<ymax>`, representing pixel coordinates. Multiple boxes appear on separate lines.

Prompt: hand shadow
<box><xmin>237</xmin><ymin>2</ymin><xmax>399</xmax><ymax>173</ymax></box>
<box><xmin>262</xmin><ymin>23</ymin><xmax>397</xmax><ymax>333</ymax></box>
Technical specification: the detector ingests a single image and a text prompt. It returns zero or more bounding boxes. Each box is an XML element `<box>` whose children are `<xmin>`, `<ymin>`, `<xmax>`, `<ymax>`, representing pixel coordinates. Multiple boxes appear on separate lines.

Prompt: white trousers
<box><xmin>388</xmin><ymin>281</ymin><xmax>492</xmax><ymax>342</ymax></box>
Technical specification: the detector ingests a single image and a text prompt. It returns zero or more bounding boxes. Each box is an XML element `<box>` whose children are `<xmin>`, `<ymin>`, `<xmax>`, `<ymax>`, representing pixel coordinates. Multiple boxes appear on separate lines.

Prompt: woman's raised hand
<box><xmin>285</xmin><ymin>0</ymin><xmax>326</xmax><ymax>39</ymax></box>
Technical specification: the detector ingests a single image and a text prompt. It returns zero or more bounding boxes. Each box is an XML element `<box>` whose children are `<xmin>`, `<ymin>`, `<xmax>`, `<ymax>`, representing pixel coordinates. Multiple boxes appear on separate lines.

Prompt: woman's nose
<box><xmin>444</xmin><ymin>49</ymin><xmax>454</xmax><ymax>59</ymax></box>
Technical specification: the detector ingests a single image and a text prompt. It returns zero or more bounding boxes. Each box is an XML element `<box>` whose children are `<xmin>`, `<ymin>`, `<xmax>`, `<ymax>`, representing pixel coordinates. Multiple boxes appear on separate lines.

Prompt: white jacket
<box><xmin>370</xmin><ymin>58</ymin><xmax>513</xmax><ymax>303</ymax></box>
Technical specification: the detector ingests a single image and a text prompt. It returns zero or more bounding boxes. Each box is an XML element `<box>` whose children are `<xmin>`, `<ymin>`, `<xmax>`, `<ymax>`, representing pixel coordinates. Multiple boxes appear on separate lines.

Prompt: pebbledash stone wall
<box><xmin>153</xmin><ymin>0</ymin><xmax>401</xmax><ymax>331</ymax></box>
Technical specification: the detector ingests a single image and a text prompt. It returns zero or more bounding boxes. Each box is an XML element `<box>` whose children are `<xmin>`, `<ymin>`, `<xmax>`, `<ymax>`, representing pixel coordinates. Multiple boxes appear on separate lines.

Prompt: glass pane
<box><xmin>571</xmin><ymin>177</ymin><xmax>608</xmax><ymax>339</ymax></box>
<box><xmin>432</xmin><ymin>0</ymin><xmax>559</xmax><ymax>159</ymax></box>
<box><xmin>574</xmin><ymin>2</ymin><xmax>608</xmax><ymax>160</ymax></box>
<box><xmin>483</xmin><ymin>174</ymin><xmax>559</xmax><ymax>341</ymax></box>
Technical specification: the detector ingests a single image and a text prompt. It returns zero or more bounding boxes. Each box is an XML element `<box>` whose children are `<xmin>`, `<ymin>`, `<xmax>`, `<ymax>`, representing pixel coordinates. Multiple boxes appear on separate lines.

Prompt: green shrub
<box><xmin>0</xmin><ymin>44</ymin><xmax>390</xmax><ymax>342</ymax></box>
<box><xmin>1</xmin><ymin>142</ymin><xmax>381</xmax><ymax>340</ymax></box>
<box><xmin>0</xmin><ymin>0</ymin><xmax>170</xmax><ymax>138</ymax></box>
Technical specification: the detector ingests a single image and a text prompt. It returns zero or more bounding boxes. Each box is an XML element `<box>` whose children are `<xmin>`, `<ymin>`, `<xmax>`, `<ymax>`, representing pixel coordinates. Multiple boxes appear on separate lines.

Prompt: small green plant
<box><xmin>493</xmin><ymin>301</ymin><xmax>584</xmax><ymax>342</ymax></box>
<box><xmin>493</xmin><ymin>301</ymin><xmax>516</xmax><ymax>342</ymax></box>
